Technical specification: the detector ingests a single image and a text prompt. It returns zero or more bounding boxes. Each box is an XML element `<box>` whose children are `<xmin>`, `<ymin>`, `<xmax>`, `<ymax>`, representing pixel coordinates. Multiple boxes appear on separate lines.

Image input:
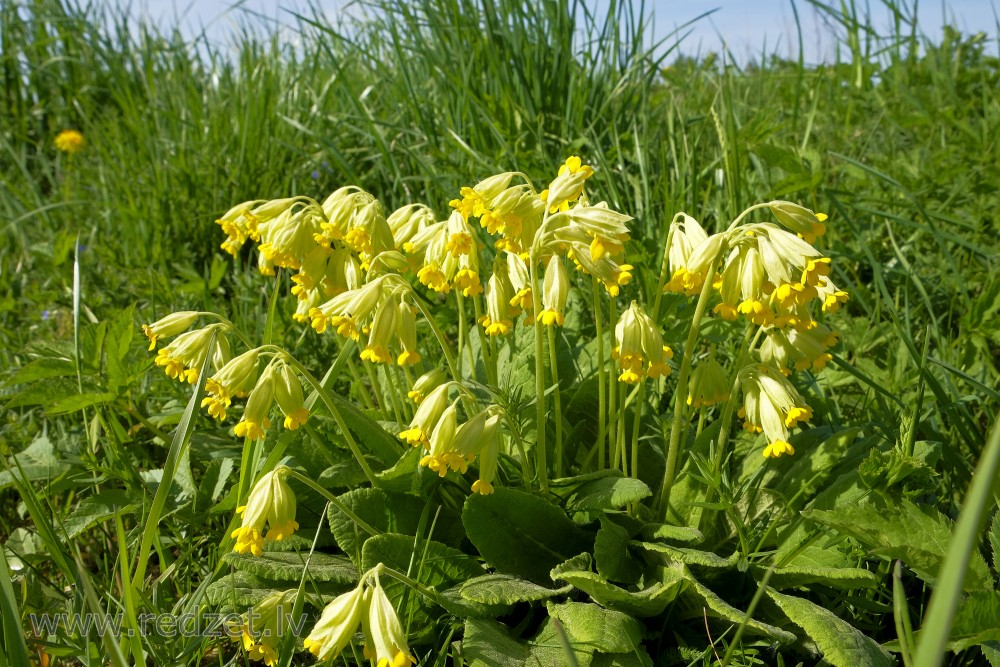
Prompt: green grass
<box><xmin>1</xmin><ymin>0</ymin><xmax>998</xmax><ymax>665</ymax></box>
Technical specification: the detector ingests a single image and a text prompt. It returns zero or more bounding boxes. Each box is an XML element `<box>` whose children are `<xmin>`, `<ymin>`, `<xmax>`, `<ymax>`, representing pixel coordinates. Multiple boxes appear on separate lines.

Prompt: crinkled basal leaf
<box><xmin>436</xmin><ymin>585</ymin><xmax>512</xmax><ymax>619</ymax></box>
<box><xmin>802</xmin><ymin>499</ymin><xmax>993</xmax><ymax>591</ymax></box>
<box><xmin>462</xmin><ymin>618</ymin><xmax>594</xmax><ymax>667</ymax></box>
<box><xmin>62</xmin><ymin>490</ymin><xmax>141</xmax><ymax>539</ymax></box>
<box><xmin>636</xmin><ymin>542</ymin><xmax>741</xmax><ymax>569</ymax></box>
<box><xmin>0</xmin><ymin>434</ymin><xmax>73</xmax><ymax>490</ymax></box>
<box><xmin>550</xmin><ymin>470</ymin><xmax>652</xmax><ymax>512</ymax></box>
<box><xmin>553</xmin><ymin>562</ymin><xmax>686</xmax><ymax>617</ymax></box>
<box><xmin>758</xmin><ymin>563</ymin><xmax>880</xmax><ymax>590</ymax></box>
<box><xmin>224</xmin><ymin>551</ymin><xmax>356</xmax><ymax>583</ymax></box>
<box><xmin>940</xmin><ymin>591</ymin><xmax>1000</xmax><ymax>652</ymax></box>
<box><xmin>640</xmin><ymin>524</ymin><xmax>704</xmax><ymax>544</ymax></box>
<box><xmin>767</xmin><ymin>590</ymin><xmax>893</xmax><ymax>667</ymax></box>
<box><xmin>547</xmin><ymin>601</ymin><xmax>642</xmax><ymax>654</ymax></box>
<box><xmin>595</xmin><ymin>518</ymin><xmax>643</xmax><ymax>584</ymax></box>
<box><xmin>680</xmin><ymin>572</ymin><xmax>796</xmax><ymax>643</ymax></box>
<box><xmin>205</xmin><ymin>570</ymin><xmax>347</xmax><ymax>609</ymax></box>
<box><xmin>460</xmin><ymin>574</ymin><xmax>572</xmax><ymax>605</ymax></box>
<box><xmin>983</xmin><ymin>642</ymin><xmax>1000</xmax><ymax>667</ymax></box>
<box><xmin>463</xmin><ymin>487</ymin><xmax>593</xmax><ymax>584</ymax></box>
<box><xmin>328</xmin><ymin>487</ymin><xmax>464</xmax><ymax>565</ymax></box>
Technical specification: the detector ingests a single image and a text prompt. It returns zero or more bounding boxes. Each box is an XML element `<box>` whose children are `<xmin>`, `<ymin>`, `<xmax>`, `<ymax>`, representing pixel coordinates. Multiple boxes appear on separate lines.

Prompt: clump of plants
<box><xmin>138</xmin><ymin>156</ymin><xmax>884</xmax><ymax>665</ymax></box>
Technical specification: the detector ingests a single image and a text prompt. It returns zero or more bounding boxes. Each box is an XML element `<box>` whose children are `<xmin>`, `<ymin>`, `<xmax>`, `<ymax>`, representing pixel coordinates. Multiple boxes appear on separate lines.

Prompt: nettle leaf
<box><xmin>595</xmin><ymin>517</ymin><xmax>644</xmax><ymax>584</ymax></box>
<box><xmin>941</xmin><ymin>591</ymin><xmax>1000</xmax><ymax>652</ymax></box>
<box><xmin>759</xmin><ymin>563</ymin><xmax>880</xmax><ymax>590</ymax></box>
<box><xmin>463</xmin><ymin>487</ymin><xmax>593</xmax><ymax>584</ymax></box>
<box><xmin>547</xmin><ymin>601</ymin><xmax>643</xmax><ymax>654</ymax></box>
<box><xmin>328</xmin><ymin>487</ymin><xmax>465</xmax><ymax>565</ymax></box>
<box><xmin>0</xmin><ymin>434</ymin><xmax>74</xmax><ymax>490</ymax></box>
<box><xmin>460</xmin><ymin>574</ymin><xmax>572</xmax><ymax>605</ymax></box>
<box><xmin>553</xmin><ymin>561</ymin><xmax>686</xmax><ymax>617</ymax></box>
<box><xmin>679</xmin><ymin>571</ymin><xmax>796</xmax><ymax>644</ymax></box>
<box><xmin>461</xmin><ymin>617</ymin><xmax>594</xmax><ymax>667</ymax></box>
<box><xmin>550</xmin><ymin>471</ymin><xmax>652</xmax><ymax>512</ymax></box>
<box><xmin>802</xmin><ymin>499</ymin><xmax>993</xmax><ymax>591</ymax></box>
<box><xmin>223</xmin><ymin>551</ymin><xmax>357</xmax><ymax>584</ymax></box>
<box><xmin>63</xmin><ymin>490</ymin><xmax>141</xmax><ymax>539</ymax></box>
<box><xmin>767</xmin><ymin>590</ymin><xmax>894</xmax><ymax>667</ymax></box>
<box><xmin>989</xmin><ymin>511</ymin><xmax>1000</xmax><ymax>573</ymax></box>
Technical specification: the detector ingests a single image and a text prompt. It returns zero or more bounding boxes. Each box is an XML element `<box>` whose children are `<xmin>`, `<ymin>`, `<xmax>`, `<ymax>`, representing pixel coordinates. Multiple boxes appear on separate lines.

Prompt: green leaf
<box><xmin>326</xmin><ymin>392</ymin><xmax>402</xmax><ymax>466</ymax></box>
<box><xmin>63</xmin><ymin>491</ymin><xmax>141</xmax><ymax>539</ymax></box>
<box><xmin>461</xmin><ymin>574</ymin><xmax>572</xmax><ymax>605</ymax></box>
<box><xmin>223</xmin><ymin>551</ymin><xmax>357</xmax><ymax>584</ymax></box>
<box><xmin>636</xmin><ymin>542</ymin><xmax>741</xmax><ymax>569</ymax></box>
<box><xmin>46</xmin><ymin>391</ymin><xmax>117</xmax><ymax>415</ymax></box>
<box><xmin>639</xmin><ymin>524</ymin><xmax>704</xmax><ymax>544</ymax></box>
<box><xmin>941</xmin><ymin>591</ymin><xmax>1000</xmax><ymax>651</ymax></box>
<box><xmin>759</xmin><ymin>563</ymin><xmax>880</xmax><ymax>590</ymax></box>
<box><xmin>802</xmin><ymin>499</ymin><xmax>993</xmax><ymax>591</ymax></box>
<box><xmin>680</xmin><ymin>572</ymin><xmax>796</xmax><ymax>643</ymax></box>
<box><xmin>547</xmin><ymin>601</ymin><xmax>643</xmax><ymax>654</ymax></box>
<box><xmin>595</xmin><ymin>517</ymin><xmax>643</xmax><ymax>584</ymax></box>
<box><xmin>553</xmin><ymin>562</ymin><xmax>686</xmax><ymax>617</ymax></box>
<box><xmin>328</xmin><ymin>488</ymin><xmax>464</xmax><ymax>565</ymax></box>
<box><xmin>4</xmin><ymin>357</ymin><xmax>77</xmax><ymax>385</ymax></box>
<box><xmin>989</xmin><ymin>511</ymin><xmax>1000</xmax><ymax>574</ymax></box>
<box><xmin>550</xmin><ymin>471</ymin><xmax>652</xmax><ymax>512</ymax></box>
<box><xmin>768</xmin><ymin>590</ymin><xmax>894</xmax><ymax>667</ymax></box>
<box><xmin>462</xmin><ymin>618</ymin><xmax>594</xmax><ymax>667</ymax></box>
<box><xmin>0</xmin><ymin>434</ymin><xmax>73</xmax><ymax>490</ymax></box>
<box><xmin>463</xmin><ymin>487</ymin><xmax>593</xmax><ymax>584</ymax></box>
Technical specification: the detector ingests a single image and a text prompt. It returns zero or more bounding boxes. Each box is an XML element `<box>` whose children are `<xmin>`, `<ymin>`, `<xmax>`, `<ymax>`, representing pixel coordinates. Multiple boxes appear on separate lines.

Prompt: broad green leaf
<box><xmin>328</xmin><ymin>488</ymin><xmax>465</xmax><ymax>565</ymax></box>
<box><xmin>462</xmin><ymin>618</ymin><xmax>594</xmax><ymax>667</ymax></box>
<box><xmin>4</xmin><ymin>357</ymin><xmax>77</xmax><ymax>385</ymax></box>
<box><xmin>680</xmin><ymin>572</ymin><xmax>796</xmax><ymax>643</ymax></box>
<box><xmin>461</xmin><ymin>574</ymin><xmax>572</xmax><ymax>605</ymax></box>
<box><xmin>224</xmin><ymin>551</ymin><xmax>357</xmax><ymax>584</ymax></box>
<box><xmin>553</xmin><ymin>562</ymin><xmax>686</xmax><ymax>617</ymax></box>
<box><xmin>802</xmin><ymin>499</ymin><xmax>993</xmax><ymax>591</ymax></box>
<box><xmin>759</xmin><ymin>563</ymin><xmax>880</xmax><ymax>590</ymax></box>
<box><xmin>0</xmin><ymin>434</ymin><xmax>73</xmax><ymax>490</ymax></box>
<box><xmin>46</xmin><ymin>391</ymin><xmax>117</xmax><ymax>415</ymax></box>
<box><xmin>636</xmin><ymin>542</ymin><xmax>741</xmax><ymax>569</ymax></box>
<box><xmin>463</xmin><ymin>487</ymin><xmax>593</xmax><ymax>584</ymax></box>
<box><xmin>595</xmin><ymin>517</ymin><xmax>643</xmax><ymax>584</ymax></box>
<box><xmin>940</xmin><ymin>591</ymin><xmax>1000</xmax><ymax>652</ymax></box>
<box><xmin>326</xmin><ymin>392</ymin><xmax>403</xmax><ymax>466</ymax></box>
<box><xmin>592</xmin><ymin>651</ymin><xmax>654</xmax><ymax>667</ymax></box>
<box><xmin>983</xmin><ymin>642</ymin><xmax>1000</xmax><ymax>667</ymax></box>
<box><xmin>640</xmin><ymin>524</ymin><xmax>704</xmax><ymax>544</ymax></box>
<box><xmin>63</xmin><ymin>491</ymin><xmax>141</xmax><ymax>539</ymax></box>
<box><xmin>555</xmin><ymin>473</ymin><xmax>652</xmax><ymax>512</ymax></box>
<box><xmin>768</xmin><ymin>590</ymin><xmax>894</xmax><ymax>666</ymax></box>
<box><xmin>206</xmin><ymin>570</ymin><xmax>346</xmax><ymax>609</ymax></box>
<box><xmin>547</xmin><ymin>601</ymin><xmax>643</xmax><ymax>654</ymax></box>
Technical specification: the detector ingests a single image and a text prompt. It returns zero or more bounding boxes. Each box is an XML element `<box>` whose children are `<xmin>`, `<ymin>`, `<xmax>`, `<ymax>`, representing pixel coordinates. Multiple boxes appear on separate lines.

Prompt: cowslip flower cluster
<box><xmin>231</xmin><ymin>466</ymin><xmax>299</xmax><ymax>557</ymax></box>
<box><xmin>739</xmin><ymin>364</ymin><xmax>814</xmax><ymax>458</ymax></box>
<box><xmin>304</xmin><ymin>571</ymin><xmax>415</xmax><ymax>667</ymax></box>
<box><xmin>613</xmin><ymin>301</ymin><xmax>673</xmax><ymax>384</ymax></box>
<box><xmin>227</xmin><ymin>591</ymin><xmax>295</xmax><ymax>666</ymax></box>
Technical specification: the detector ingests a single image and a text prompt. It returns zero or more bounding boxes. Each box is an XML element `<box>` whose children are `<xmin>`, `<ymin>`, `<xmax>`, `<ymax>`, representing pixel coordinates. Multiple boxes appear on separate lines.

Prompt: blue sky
<box><xmin>130</xmin><ymin>0</ymin><xmax>998</xmax><ymax>64</ymax></box>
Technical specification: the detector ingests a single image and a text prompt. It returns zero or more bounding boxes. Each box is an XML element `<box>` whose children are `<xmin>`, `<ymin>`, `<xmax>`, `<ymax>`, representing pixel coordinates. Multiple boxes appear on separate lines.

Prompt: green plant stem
<box><xmin>279</xmin><ymin>353</ymin><xmax>378</xmax><ymax>486</ymax></box>
<box><xmin>472</xmin><ymin>295</ymin><xmax>497</xmax><ymax>386</ymax></box>
<box><xmin>346</xmin><ymin>356</ymin><xmax>376</xmax><ymax>410</ymax></box>
<box><xmin>456</xmin><ymin>291</ymin><xmax>467</xmax><ymax>378</ymax></box>
<box><xmin>363</xmin><ymin>360</ymin><xmax>391</xmax><ymax>420</ymax></box>
<box><xmin>529</xmin><ymin>250</ymin><xmax>549</xmax><ymax>491</ymax></box>
<box><xmin>546</xmin><ymin>325</ymin><xmax>564</xmax><ymax>477</ymax></box>
<box><xmin>285</xmin><ymin>469</ymin><xmax>379</xmax><ymax>536</ymax></box>
<box><xmin>382</xmin><ymin>364</ymin><xmax>405</xmax><ymax>425</ymax></box>
<box><xmin>650</xmin><ymin>224</ymin><xmax>675</xmax><ymax>322</ymax></box>
<box><xmin>592</xmin><ymin>277</ymin><xmax>607</xmax><ymax>470</ymax></box>
<box><xmin>629</xmin><ymin>381</ymin><xmax>645</xmax><ymax>480</ymax></box>
<box><xmin>503</xmin><ymin>414</ymin><xmax>534</xmax><ymax>489</ymax></box>
<box><xmin>607</xmin><ymin>297</ymin><xmax>619</xmax><ymax>470</ymax></box>
<box><xmin>658</xmin><ymin>257</ymin><xmax>719</xmax><ymax>520</ymax></box>
<box><xmin>403</xmin><ymin>283</ymin><xmax>460</xmax><ymax>383</ymax></box>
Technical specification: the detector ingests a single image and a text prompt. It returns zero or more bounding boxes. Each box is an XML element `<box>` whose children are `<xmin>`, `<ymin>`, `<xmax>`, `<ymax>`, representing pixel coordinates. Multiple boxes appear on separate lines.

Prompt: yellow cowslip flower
<box><xmin>421</xmin><ymin>408</ymin><xmax>495</xmax><ymax>477</ymax></box>
<box><xmin>449</xmin><ymin>172</ymin><xmax>516</xmax><ymax>220</ymax></box>
<box><xmin>388</xmin><ymin>203</ymin><xmax>435</xmax><ymax>252</ymax></box>
<box><xmin>202</xmin><ymin>349</ymin><xmax>261</xmax><ymax>421</ymax></box>
<box><xmin>543</xmin><ymin>156</ymin><xmax>594</xmax><ymax>213</ymax></box>
<box><xmin>419</xmin><ymin>401</ymin><xmax>459</xmax><ymax>477</ymax></box>
<box><xmin>688</xmin><ymin>355</ymin><xmax>730</xmax><ymax>408</ymax></box>
<box><xmin>363</xmin><ymin>574</ymin><xmax>416</xmax><ymax>667</ymax></box>
<box><xmin>308</xmin><ymin>276</ymin><xmax>386</xmax><ymax>338</ymax></box>
<box><xmin>54</xmin><ymin>129</ymin><xmax>85</xmax><ymax>153</ymax></box>
<box><xmin>753</xmin><ymin>224</ymin><xmax>822</xmax><ymax>289</ymax></box>
<box><xmin>714</xmin><ymin>244</ymin><xmax>768</xmax><ymax>322</ymax></box>
<box><xmin>274</xmin><ymin>364</ymin><xmax>309</xmax><ymax>430</ymax></box>
<box><xmin>227</xmin><ymin>591</ymin><xmax>294</xmax><ymax>666</ymax></box>
<box><xmin>303</xmin><ymin>582</ymin><xmax>367</xmax><ymax>661</ymax></box>
<box><xmin>558</xmin><ymin>232</ymin><xmax>633</xmax><ymax>297</ymax></box>
<box><xmin>235</xmin><ymin>364</ymin><xmax>276</xmax><ymax>441</ymax></box>
<box><xmin>395</xmin><ymin>299</ymin><xmax>421</xmax><ymax>366</ymax></box>
<box><xmin>468</xmin><ymin>414</ymin><xmax>502</xmax><ymax>495</ymax></box>
<box><xmin>769</xmin><ymin>201</ymin><xmax>827</xmax><ymax>244</ymax></box>
<box><xmin>342</xmin><ymin>199</ymin><xmax>394</xmax><ymax>265</ymax></box>
<box><xmin>257</xmin><ymin>202</ymin><xmax>325</xmax><ymax>272</ymax></box>
<box><xmin>407</xmin><ymin>368</ymin><xmax>445</xmax><ymax>404</ymax></box>
<box><xmin>740</xmin><ymin>364</ymin><xmax>813</xmax><ymax>458</ymax></box>
<box><xmin>319</xmin><ymin>186</ymin><xmax>365</xmax><ymax>242</ymax></box>
<box><xmin>664</xmin><ymin>231</ymin><xmax>726</xmax><ymax>296</ymax></box>
<box><xmin>494</xmin><ymin>190</ymin><xmax>545</xmax><ymax>256</ymax></box>
<box><xmin>550</xmin><ymin>202</ymin><xmax>632</xmax><ymax>263</ymax></box>
<box><xmin>505</xmin><ymin>251</ymin><xmax>534</xmax><ymax>322</ymax></box>
<box><xmin>216</xmin><ymin>201</ymin><xmax>264</xmax><ymax>256</ymax></box>
<box><xmin>816</xmin><ymin>276</ymin><xmax>850</xmax><ymax>313</ymax></box>
<box><xmin>360</xmin><ymin>295</ymin><xmax>397</xmax><ymax>365</ymax></box>
<box><xmin>614</xmin><ymin>301</ymin><xmax>673</xmax><ymax>383</ymax></box>
<box><xmin>154</xmin><ymin>325</ymin><xmax>230</xmax><ymax>384</ymax></box>
<box><xmin>453</xmin><ymin>259</ymin><xmax>484</xmax><ymax>298</ymax></box>
<box><xmin>290</xmin><ymin>245</ymin><xmax>334</xmax><ymax>301</ymax></box>
<box><xmin>231</xmin><ymin>466</ymin><xmax>298</xmax><ymax>556</ymax></box>
<box><xmin>398</xmin><ymin>383</ymin><xmax>450</xmax><ymax>446</ymax></box>
<box><xmin>760</xmin><ymin>324</ymin><xmax>838</xmax><ymax>374</ymax></box>
<box><xmin>537</xmin><ymin>255</ymin><xmax>569</xmax><ymax>326</ymax></box>
<box><xmin>479</xmin><ymin>272</ymin><xmax>514</xmax><ymax>336</ymax></box>
<box><xmin>141</xmin><ymin>311</ymin><xmax>200</xmax><ymax>351</ymax></box>
<box><xmin>663</xmin><ymin>213</ymin><xmax>709</xmax><ymax>294</ymax></box>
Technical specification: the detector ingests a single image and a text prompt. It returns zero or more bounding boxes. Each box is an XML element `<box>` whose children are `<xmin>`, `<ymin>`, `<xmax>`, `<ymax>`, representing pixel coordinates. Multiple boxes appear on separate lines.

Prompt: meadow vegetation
<box><xmin>1</xmin><ymin>0</ymin><xmax>998</xmax><ymax>665</ymax></box>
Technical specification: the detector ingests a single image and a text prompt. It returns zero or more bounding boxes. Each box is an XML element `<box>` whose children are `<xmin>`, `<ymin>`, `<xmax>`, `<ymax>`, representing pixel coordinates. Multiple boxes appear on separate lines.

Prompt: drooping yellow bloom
<box><xmin>760</xmin><ymin>324</ymin><xmax>839</xmax><ymax>374</ymax></box>
<box><xmin>54</xmin><ymin>129</ymin><xmax>85</xmax><ymax>153</ymax></box>
<box><xmin>227</xmin><ymin>591</ymin><xmax>294</xmax><ymax>666</ymax></box>
<box><xmin>308</xmin><ymin>276</ymin><xmax>386</xmax><ymax>338</ymax></box>
<box><xmin>398</xmin><ymin>383</ymin><xmax>450</xmax><ymax>446</ymax></box>
<box><xmin>360</xmin><ymin>295</ymin><xmax>397</xmax><ymax>364</ymax></box>
<box><xmin>395</xmin><ymin>299</ymin><xmax>422</xmax><ymax>366</ymax></box>
<box><xmin>537</xmin><ymin>255</ymin><xmax>569</xmax><ymax>326</ymax></box>
<box><xmin>141</xmin><ymin>311</ymin><xmax>200</xmax><ymax>351</ymax></box>
<box><xmin>663</xmin><ymin>214</ymin><xmax>710</xmax><ymax>295</ymax></box>
<box><xmin>153</xmin><ymin>325</ymin><xmax>230</xmax><ymax>384</ymax></box>
<box><xmin>479</xmin><ymin>272</ymin><xmax>514</xmax><ymax>336</ymax></box>
<box><xmin>363</xmin><ymin>574</ymin><xmax>417</xmax><ymax>667</ymax></box>
<box><xmin>740</xmin><ymin>364</ymin><xmax>813</xmax><ymax>458</ymax></box>
<box><xmin>664</xmin><ymin>230</ymin><xmax>726</xmax><ymax>296</ymax></box>
<box><xmin>419</xmin><ymin>401</ymin><xmax>459</xmax><ymax>477</ymax></box>
<box><xmin>231</xmin><ymin>466</ymin><xmax>298</xmax><ymax>556</ymax></box>
<box><xmin>303</xmin><ymin>582</ymin><xmax>367</xmax><ymax>661</ymax></box>
<box><xmin>234</xmin><ymin>364</ymin><xmax>276</xmax><ymax>441</ymax></box>
<box><xmin>201</xmin><ymin>348</ymin><xmax>260</xmax><ymax>421</ymax></box>
<box><xmin>449</xmin><ymin>172</ymin><xmax>516</xmax><ymax>221</ymax></box>
<box><xmin>543</xmin><ymin>156</ymin><xmax>594</xmax><ymax>212</ymax></box>
<box><xmin>769</xmin><ymin>201</ymin><xmax>827</xmax><ymax>244</ymax></box>
<box><xmin>614</xmin><ymin>302</ymin><xmax>673</xmax><ymax>383</ymax></box>
<box><xmin>274</xmin><ymin>364</ymin><xmax>309</xmax><ymax>430</ymax></box>
<box><xmin>688</xmin><ymin>355</ymin><xmax>730</xmax><ymax>408</ymax></box>
<box><xmin>407</xmin><ymin>368</ymin><xmax>445</xmax><ymax>404</ymax></box>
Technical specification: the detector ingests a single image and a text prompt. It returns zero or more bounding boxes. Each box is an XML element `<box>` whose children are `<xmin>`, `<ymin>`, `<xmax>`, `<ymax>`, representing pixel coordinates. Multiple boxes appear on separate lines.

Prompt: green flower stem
<box><xmin>629</xmin><ymin>381</ymin><xmax>646</xmax><ymax>480</ymax></box>
<box><xmin>725</xmin><ymin>202</ymin><xmax>772</xmax><ymax>232</ymax></box>
<box><xmin>657</xmin><ymin>256</ymin><xmax>720</xmax><ymax>520</ymax></box>
<box><xmin>546</xmin><ymin>325</ymin><xmax>564</xmax><ymax>477</ymax></box>
<box><xmin>592</xmin><ymin>277</ymin><xmax>607</xmax><ymax>470</ymax></box>
<box><xmin>456</xmin><ymin>291</ymin><xmax>468</xmax><ymax>378</ymax></box>
<box><xmin>529</xmin><ymin>250</ymin><xmax>549</xmax><ymax>491</ymax></box>
<box><xmin>650</xmin><ymin>225</ymin><xmax>675</xmax><ymax>322</ymax></box>
<box><xmin>285</xmin><ymin>469</ymin><xmax>379</xmax><ymax>537</ymax></box>
<box><xmin>346</xmin><ymin>356</ymin><xmax>376</xmax><ymax>410</ymax></box>
<box><xmin>472</xmin><ymin>295</ymin><xmax>497</xmax><ymax>386</ymax></box>
<box><xmin>607</xmin><ymin>297</ymin><xmax>619</xmax><ymax>470</ymax></box>
<box><xmin>382</xmin><ymin>364</ymin><xmax>405</xmax><ymax>426</ymax></box>
<box><xmin>409</xmin><ymin>292</ymin><xmax>460</xmax><ymax>384</ymax></box>
<box><xmin>278</xmin><ymin>353</ymin><xmax>379</xmax><ymax>486</ymax></box>
<box><xmin>613</xmin><ymin>381</ymin><xmax>628</xmax><ymax>472</ymax></box>
<box><xmin>363</xmin><ymin>361</ymin><xmax>391</xmax><ymax>421</ymax></box>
